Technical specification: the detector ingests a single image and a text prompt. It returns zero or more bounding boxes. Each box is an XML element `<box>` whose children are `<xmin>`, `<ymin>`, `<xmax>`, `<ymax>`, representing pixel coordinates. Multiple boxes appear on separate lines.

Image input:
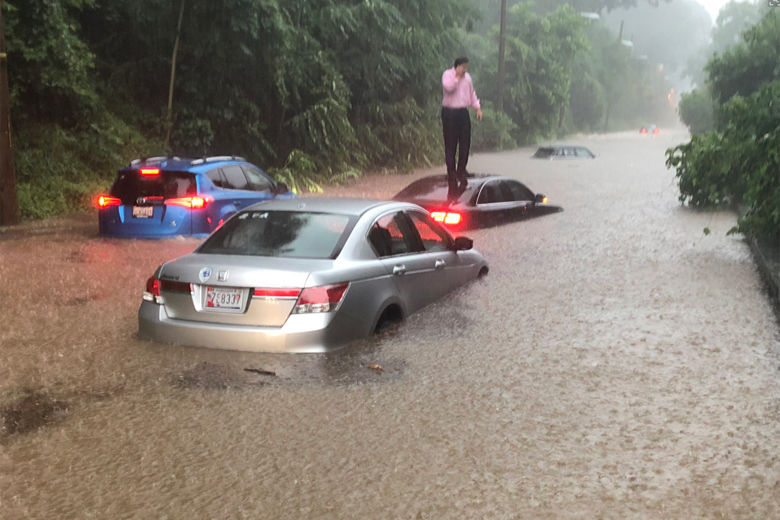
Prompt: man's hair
<box><xmin>454</xmin><ymin>56</ymin><xmax>469</xmax><ymax>68</ymax></box>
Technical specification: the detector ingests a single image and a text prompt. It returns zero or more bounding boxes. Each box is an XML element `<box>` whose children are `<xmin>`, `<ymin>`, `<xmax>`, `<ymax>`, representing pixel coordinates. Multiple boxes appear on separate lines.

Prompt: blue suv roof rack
<box><xmin>129</xmin><ymin>155</ymin><xmax>182</xmax><ymax>166</ymax></box>
<box><xmin>190</xmin><ymin>155</ymin><xmax>246</xmax><ymax>166</ymax></box>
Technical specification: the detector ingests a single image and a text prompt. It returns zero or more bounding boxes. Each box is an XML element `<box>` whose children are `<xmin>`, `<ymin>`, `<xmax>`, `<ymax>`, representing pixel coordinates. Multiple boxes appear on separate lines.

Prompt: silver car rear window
<box><xmin>198</xmin><ymin>210</ymin><xmax>354</xmax><ymax>259</ymax></box>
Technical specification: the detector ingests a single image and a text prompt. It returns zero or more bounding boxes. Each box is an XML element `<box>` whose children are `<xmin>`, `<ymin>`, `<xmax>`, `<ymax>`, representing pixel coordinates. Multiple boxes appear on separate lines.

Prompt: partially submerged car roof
<box><xmin>532</xmin><ymin>145</ymin><xmax>595</xmax><ymax>158</ymax></box>
<box><xmin>394</xmin><ymin>174</ymin><xmax>501</xmax><ymax>205</ymax></box>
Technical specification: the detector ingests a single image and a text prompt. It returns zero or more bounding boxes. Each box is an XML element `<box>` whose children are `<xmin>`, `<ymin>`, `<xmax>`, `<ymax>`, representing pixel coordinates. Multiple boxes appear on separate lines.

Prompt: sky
<box><xmin>695</xmin><ymin>0</ymin><xmax>737</xmax><ymax>22</ymax></box>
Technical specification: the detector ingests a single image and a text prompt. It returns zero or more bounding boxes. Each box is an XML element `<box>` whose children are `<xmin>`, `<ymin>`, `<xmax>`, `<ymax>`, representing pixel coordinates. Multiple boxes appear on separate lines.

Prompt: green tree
<box><xmin>4</xmin><ymin>0</ymin><xmax>97</xmax><ymax>123</ymax></box>
<box><xmin>495</xmin><ymin>3</ymin><xmax>589</xmax><ymax>143</ymax></box>
<box><xmin>706</xmin><ymin>8</ymin><xmax>780</xmax><ymax>104</ymax></box>
<box><xmin>685</xmin><ymin>1</ymin><xmax>765</xmax><ymax>87</ymax></box>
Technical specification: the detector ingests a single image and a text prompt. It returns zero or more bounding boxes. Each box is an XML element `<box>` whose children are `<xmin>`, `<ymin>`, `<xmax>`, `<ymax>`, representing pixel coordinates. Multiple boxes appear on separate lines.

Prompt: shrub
<box><xmin>678</xmin><ymin>88</ymin><xmax>715</xmax><ymax>135</ymax></box>
<box><xmin>471</xmin><ymin>104</ymin><xmax>517</xmax><ymax>152</ymax></box>
<box><xmin>667</xmin><ymin>80</ymin><xmax>780</xmax><ymax>238</ymax></box>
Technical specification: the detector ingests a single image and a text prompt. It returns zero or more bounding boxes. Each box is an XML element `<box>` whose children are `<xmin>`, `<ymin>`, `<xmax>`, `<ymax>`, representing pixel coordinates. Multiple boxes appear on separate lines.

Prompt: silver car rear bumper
<box><xmin>138</xmin><ymin>301</ymin><xmax>357</xmax><ymax>353</ymax></box>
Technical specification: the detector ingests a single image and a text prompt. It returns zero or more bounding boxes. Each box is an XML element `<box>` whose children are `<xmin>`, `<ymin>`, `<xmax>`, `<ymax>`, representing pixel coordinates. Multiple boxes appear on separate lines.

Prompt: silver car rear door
<box><xmin>368</xmin><ymin>211</ymin><xmax>446</xmax><ymax>313</ymax></box>
<box><xmin>405</xmin><ymin>210</ymin><xmax>475</xmax><ymax>293</ymax></box>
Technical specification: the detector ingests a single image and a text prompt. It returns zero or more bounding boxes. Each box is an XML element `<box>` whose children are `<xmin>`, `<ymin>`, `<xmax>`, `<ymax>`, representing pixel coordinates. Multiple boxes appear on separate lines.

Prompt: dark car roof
<box><xmin>394</xmin><ymin>174</ymin><xmax>506</xmax><ymax>206</ymax></box>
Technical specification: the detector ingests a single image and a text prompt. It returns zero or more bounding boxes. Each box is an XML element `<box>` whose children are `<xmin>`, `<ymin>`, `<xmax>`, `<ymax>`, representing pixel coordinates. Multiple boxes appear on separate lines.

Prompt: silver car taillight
<box><xmin>144</xmin><ymin>276</ymin><xmax>191</xmax><ymax>304</ymax></box>
<box><xmin>292</xmin><ymin>283</ymin><xmax>349</xmax><ymax>314</ymax></box>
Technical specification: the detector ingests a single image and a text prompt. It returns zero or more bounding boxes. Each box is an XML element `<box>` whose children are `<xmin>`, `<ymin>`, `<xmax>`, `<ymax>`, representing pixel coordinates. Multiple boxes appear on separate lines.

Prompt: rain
<box><xmin>2</xmin><ymin>129</ymin><xmax>779</xmax><ymax>518</ymax></box>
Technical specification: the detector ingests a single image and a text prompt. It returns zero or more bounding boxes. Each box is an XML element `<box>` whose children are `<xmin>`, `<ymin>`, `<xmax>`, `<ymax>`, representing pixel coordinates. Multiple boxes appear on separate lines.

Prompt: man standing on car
<box><xmin>441</xmin><ymin>56</ymin><xmax>482</xmax><ymax>191</ymax></box>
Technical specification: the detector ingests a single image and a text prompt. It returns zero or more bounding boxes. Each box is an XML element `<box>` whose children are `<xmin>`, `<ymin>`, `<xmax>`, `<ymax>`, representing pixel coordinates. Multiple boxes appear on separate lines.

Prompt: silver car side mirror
<box><xmin>451</xmin><ymin>236</ymin><xmax>473</xmax><ymax>251</ymax></box>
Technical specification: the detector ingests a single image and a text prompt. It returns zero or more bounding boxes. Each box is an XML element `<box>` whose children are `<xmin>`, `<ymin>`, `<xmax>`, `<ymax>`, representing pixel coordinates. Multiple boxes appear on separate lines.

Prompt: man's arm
<box><xmin>442</xmin><ymin>68</ymin><xmax>459</xmax><ymax>93</ymax></box>
<box><xmin>468</xmin><ymin>75</ymin><xmax>483</xmax><ymax>120</ymax></box>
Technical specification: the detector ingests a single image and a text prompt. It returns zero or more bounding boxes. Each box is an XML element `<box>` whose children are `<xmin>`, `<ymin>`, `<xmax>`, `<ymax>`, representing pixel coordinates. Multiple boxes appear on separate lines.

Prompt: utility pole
<box><xmin>0</xmin><ymin>0</ymin><xmax>20</xmax><ymax>226</ymax></box>
<box><xmin>164</xmin><ymin>0</ymin><xmax>186</xmax><ymax>152</ymax></box>
<box><xmin>496</xmin><ymin>0</ymin><xmax>507</xmax><ymax>113</ymax></box>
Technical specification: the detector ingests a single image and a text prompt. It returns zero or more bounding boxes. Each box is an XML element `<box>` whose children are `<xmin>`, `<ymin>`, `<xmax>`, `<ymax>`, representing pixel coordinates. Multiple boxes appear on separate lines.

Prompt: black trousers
<box><xmin>441</xmin><ymin>107</ymin><xmax>471</xmax><ymax>189</ymax></box>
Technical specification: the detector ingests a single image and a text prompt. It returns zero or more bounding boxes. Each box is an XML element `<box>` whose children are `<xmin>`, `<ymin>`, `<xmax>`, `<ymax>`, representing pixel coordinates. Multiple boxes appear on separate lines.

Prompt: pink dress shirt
<box><xmin>441</xmin><ymin>68</ymin><xmax>481</xmax><ymax>110</ymax></box>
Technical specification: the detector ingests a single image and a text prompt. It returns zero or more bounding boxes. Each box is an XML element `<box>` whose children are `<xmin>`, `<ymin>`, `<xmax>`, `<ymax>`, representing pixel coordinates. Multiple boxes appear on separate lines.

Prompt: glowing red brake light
<box><xmin>96</xmin><ymin>195</ymin><xmax>121</xmax><ymax>208</ymax></box>
<box><xmin>140</xmin><ymin>168</ymin><xmax>160</xmax><ymax>176</ymax></box>
<box><xmin>443</xmin><ymin>212</ymin><xmax>462</xmax><ymax>225</ymax></box>
<box><xmin>293</xmin><ymin>283</ymin><xmax>349</xmax><ymax>314</ymax></box>
<box><xmin>253</xmin><ymin>288</ymin><xmax>301</xmax><ymax>298</ymax></box>
<box><xmin>432</xmin><ymin>211</ymin><xmax>462</xmax><ymax>226</ymax></box>
<box><xmin>165</xmin><ymin>195</ymin><xmax>211</xmax><ymax>209</ymax></box>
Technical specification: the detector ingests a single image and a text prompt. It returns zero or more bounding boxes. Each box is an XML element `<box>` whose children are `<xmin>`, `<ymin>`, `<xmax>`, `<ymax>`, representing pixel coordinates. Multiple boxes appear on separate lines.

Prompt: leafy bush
<box><xmin>268</xmin><ymin>150</ymin><xmax>322</xmax><ymax>194</ymax></box>
<box><xmin>355</xmin><ymin>98</ymin><xmax>441</xmax><ymax>172</ymax></box>
<box><xmin>667</xmin><ymin>80</ymin><xmax>780</xmax><ymax>238</ymax></box>
<box><xmin>677</xmin><ymin>88</ymin><xmax>715</xmax><ymax>135</ymax></box>
<box><xmin>15</xmin><ymin>115</ymin><xmax>160</xmax><ymax>219</ymax></box>
<box><xmin>471</xmin><ymin>104</ymin><xmax>517</xmax><ymax>152</ymax></box>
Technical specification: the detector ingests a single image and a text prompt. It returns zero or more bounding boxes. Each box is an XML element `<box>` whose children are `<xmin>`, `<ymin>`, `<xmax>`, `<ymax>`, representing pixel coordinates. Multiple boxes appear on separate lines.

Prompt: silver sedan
<box><xmin>138</xmin><ymin>198</ymin><xmax>488</xmax><ymax>352</ymax></box>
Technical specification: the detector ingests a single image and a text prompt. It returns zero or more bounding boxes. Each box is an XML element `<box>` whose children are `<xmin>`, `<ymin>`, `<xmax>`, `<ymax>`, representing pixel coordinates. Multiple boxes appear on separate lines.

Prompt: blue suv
<box><xmin>97</xmin><ymin>155</ymin><xmax>295</xmax><ymax>238</ymax></box>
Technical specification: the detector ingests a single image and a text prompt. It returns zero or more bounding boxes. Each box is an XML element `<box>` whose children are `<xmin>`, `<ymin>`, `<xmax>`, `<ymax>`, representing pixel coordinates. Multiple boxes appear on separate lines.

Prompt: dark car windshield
<box><xmin>110</xmin><ymin>170</ymin><xmax>196</xmax><ymax>203</ymax></box>
<box><xmin>533</xmin><ymin>147</ymin><xmax>555</xmax><ymax>158</ymax></box>
<box><xmin>198</xmin><ymin>210</ymin><xmax>354</xmax><ymax>259</ymax></box>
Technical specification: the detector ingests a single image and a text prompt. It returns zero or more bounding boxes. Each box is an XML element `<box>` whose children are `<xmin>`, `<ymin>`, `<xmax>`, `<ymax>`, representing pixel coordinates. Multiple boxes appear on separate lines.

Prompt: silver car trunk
<box><xmin>159</xmin><ymin>253</ymin><xmax>332</xmax><ymax>327</ymax></box>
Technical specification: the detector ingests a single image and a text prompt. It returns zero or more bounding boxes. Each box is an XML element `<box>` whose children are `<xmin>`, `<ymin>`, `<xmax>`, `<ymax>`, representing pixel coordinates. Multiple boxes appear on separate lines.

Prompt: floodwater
<box><xmin>2</xmin><ymin>130</ymin><xmax>779</xmax><ymax>519</ymax></box>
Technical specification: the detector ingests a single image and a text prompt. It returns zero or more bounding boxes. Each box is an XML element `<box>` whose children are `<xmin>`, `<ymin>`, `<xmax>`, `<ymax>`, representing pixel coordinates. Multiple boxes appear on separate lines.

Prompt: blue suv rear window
<box><xmin>110</xmin><ymin>170</ymin><xmax>197</xmax><ymax>204</ymax></box>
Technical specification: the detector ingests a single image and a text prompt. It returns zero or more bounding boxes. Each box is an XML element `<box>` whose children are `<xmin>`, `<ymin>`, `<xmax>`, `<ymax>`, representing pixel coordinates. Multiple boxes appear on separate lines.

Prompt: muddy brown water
<box><xmin>1</xmin><ymin>130</ymin><xmax>779</xmax><ymax>518</ymax></box>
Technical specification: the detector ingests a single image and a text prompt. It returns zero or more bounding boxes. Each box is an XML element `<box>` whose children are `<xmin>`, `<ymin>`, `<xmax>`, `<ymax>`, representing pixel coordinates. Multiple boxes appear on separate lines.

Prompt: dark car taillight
<box><xmin>431</xmin><ymin>211</ymin><xmax>462</xmax><ymax>226</ymax></box>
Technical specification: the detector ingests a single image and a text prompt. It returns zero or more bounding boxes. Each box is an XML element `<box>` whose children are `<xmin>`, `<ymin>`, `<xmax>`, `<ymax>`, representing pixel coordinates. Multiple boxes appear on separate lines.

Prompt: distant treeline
<box><xmin>5</xmin><ymin>1</ymin><xmax>673</xmax><ymax>219</ymax></box>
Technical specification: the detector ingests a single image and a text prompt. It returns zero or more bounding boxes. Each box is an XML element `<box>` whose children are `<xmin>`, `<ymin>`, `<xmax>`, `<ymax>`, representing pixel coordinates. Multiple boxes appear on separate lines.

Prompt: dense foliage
<box><xmin>5</xmin><ymin>0</ymin><xmax>680</xmax><ymax>219</ymax></box>
<box><xmin>677</xmin><ymin>88</ymin><xmax>714</xmax><ymax>135</ymax></box>
<box><xmin>667</xmin><ymin>10</ymin><xmax>780</xmax><ymax>238</ymax></box>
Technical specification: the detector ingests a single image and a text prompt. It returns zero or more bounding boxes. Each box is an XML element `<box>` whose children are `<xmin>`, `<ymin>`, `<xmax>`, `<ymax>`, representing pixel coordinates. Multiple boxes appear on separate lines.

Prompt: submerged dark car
<box><xmin>393</xmin><ymin>174</ymin><xmax>561</xmax><ymax>230</ymax></box>
<box><xmin>532</xmin><ymin>145</ymin><xmax>595</xmax><ymax>159</ymax></box>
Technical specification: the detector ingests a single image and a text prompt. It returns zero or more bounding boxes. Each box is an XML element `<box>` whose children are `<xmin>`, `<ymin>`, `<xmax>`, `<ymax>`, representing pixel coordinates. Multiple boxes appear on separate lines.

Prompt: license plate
<box><xmin>205</xmin><ymin>286</ymin><xmax>244</xmax><ymax>310</ymax></box>
<box><xmin>133</xmin><ymin>206</ymin><xmax>154</xmax><ymax>218</ymax></box>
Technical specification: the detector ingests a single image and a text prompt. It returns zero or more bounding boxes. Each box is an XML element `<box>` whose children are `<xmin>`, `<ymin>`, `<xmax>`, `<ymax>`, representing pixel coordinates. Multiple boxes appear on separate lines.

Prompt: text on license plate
<box><xmin>205</xmin><ymin>287</ymin><xmax>244</xmax><ymax>310</ymax></box>
<box><xmin>132</xmin><ymin>206</ymin><xmax>154</xmax><ymax>218</ymax></box>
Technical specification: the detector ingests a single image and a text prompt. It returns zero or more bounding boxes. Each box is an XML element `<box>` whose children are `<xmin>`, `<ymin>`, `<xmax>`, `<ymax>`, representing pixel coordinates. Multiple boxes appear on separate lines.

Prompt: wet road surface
<box><xmin>2</xmin><ymin>130</ymin><xmax>779</xmax><ymax>518</ymax></box>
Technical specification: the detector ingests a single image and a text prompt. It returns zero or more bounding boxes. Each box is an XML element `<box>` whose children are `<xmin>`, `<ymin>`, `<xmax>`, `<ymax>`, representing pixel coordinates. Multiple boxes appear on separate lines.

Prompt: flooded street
<box><xmin>2</xmin><ymin>130</ymin><xmax>779</xmax><ymax>518</ymax></box>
